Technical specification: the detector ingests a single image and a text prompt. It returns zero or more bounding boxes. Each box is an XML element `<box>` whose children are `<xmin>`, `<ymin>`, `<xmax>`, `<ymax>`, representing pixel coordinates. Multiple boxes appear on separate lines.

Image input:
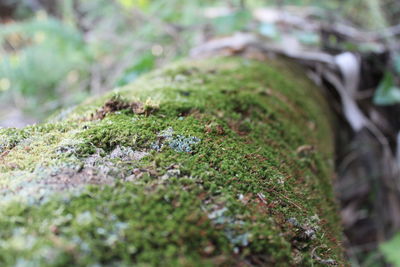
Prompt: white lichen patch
<box><xmin>0</xmin><ymin>145</ymin><xmax>148</xmax><ymax>205</ymax></box>
<box><xmin>109</xmin><ymin>146</ymin><xmax>148</xmax><ymax>161</ymax></box>
<box><xmin>205</xmin><ymin>204</ymin><xmax>251</xmax><ymax>250</ymax></box>
<box><xmin>56</xmin><ymin>137</ymin><xmax>86</xmax><ymax>156</ymax></box>
<box><xmin>160</xmin><ymin>168</ymin><xmax>181</xmax><ymax>181</ymax></box>
<box><xmin>287</xmin><ymin>214</ymin><xmax>321</xmax><ymax>241</ymax></box>
<box><xmin>151</xmin><ymin>127</ymin><xmax>201</xmax><ymax>153</ymax></box>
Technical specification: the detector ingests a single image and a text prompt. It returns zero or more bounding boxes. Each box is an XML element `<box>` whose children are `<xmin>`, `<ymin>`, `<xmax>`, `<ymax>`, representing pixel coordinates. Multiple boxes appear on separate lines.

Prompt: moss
<box><xmin>0</xmin><ymin>57</ymin><xmax>344</xmax><ymax>266</ymax></box>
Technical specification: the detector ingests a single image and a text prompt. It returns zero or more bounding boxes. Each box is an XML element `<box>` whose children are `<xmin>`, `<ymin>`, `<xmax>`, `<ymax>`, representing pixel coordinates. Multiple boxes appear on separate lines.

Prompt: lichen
<box><xmin>0</xmin><ymin>57</ymin><xmax>344</xmax><ymax>266</ymax></box>
<box><xmin>151</xmin><ymin>127</ymin><xmax>200</xmax><ymax>153</ymax></box>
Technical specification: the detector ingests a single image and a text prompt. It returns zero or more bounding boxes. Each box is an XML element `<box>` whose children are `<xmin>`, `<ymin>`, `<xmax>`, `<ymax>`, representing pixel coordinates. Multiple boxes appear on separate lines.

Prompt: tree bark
<box><xmin>0</xmin><ymin>57</ymin><xmax>345</xmax><ymax>266</ymax></box>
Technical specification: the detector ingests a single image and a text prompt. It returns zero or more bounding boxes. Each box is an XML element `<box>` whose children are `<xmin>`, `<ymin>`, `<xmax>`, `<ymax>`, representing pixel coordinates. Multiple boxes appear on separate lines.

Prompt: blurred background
<box><xmin>1</xmin><ymin>0</ymin><xmax>400</xmax><ymax>266</ymax></box>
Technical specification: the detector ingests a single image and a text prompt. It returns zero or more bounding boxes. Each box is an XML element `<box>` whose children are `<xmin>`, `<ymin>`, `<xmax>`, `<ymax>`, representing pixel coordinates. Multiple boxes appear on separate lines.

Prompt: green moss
<box><xmin>0</xmin><ymin>57</ymin><xmax>344</xmax><ymax>266</ymax></box>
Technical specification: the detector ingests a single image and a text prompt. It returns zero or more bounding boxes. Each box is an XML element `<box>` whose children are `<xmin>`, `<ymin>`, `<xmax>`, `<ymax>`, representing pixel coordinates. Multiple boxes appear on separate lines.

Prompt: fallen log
<box><xmin>0</xmin><ymin>56</ymin><xmax>345</xmax><ymax>266</ymax></box>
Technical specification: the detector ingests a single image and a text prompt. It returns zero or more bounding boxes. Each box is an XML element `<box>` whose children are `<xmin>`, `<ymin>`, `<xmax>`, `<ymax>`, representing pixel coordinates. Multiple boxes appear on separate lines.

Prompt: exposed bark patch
<box><xmin>228</xmin><ymin>120</ymin><xmax>251</xmax><ymax>136</ymax></box>
<box><xmin>40</xmin><ymin>167</ymin><xmax>114</xmax><ymax>191</ymax></box>
<box><xmin>0</xmin><ymin>146</ymin><xmax>149</xmax><ymax>201</ymax></box>
<box><xmin>90</xmin><ymin>96</ymin><xmax>158</xmax><ymax>120</ymax></box>
<box><xmin>205</xmin><ymin>123</ymin><xmax>225</xmax><ymax>135</ymax></box>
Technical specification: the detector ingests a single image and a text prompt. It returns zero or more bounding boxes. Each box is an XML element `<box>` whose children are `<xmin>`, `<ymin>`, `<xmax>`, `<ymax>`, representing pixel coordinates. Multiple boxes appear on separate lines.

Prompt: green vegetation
<box><xmin>0</xmin><ymin>57</ymin><xmax>344</xmax><ymax>266</ymax></box>
<box><xmin>0</xmin><ymin>15</ymin><xmax>90</xmax><ymax>118</ymax></box>
<box><xmin>2</xmin><ymin>0</ymin><xmax>392</xmax><ymax>121</ymax></box>
<box><xmin>381</xmin><ymin>233</ymin><xmax>400</xmax><ymax>267</ymax></box>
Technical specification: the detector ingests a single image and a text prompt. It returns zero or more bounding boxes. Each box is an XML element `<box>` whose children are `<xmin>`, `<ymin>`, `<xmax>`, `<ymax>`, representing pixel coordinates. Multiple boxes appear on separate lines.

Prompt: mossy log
<box><xmin>0</xmin><ymin>57</ymin><xmax>345</xmax><ymax>266</ymax></box>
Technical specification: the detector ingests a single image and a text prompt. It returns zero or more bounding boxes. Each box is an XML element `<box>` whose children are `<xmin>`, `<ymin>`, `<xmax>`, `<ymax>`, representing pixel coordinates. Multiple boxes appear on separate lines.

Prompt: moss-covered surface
<box><xmin>0</xmin><ymin>57</ymin><xmax>344</xmax><ymax>266</ymax></box>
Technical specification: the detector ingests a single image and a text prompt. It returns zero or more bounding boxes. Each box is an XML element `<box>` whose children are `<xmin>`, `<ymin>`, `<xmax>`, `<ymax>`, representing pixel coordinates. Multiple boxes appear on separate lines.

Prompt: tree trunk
<box><xmin>0</xmin><ymin>57</ymin><xmax>345</xmax><ymax>266</ymax></box>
